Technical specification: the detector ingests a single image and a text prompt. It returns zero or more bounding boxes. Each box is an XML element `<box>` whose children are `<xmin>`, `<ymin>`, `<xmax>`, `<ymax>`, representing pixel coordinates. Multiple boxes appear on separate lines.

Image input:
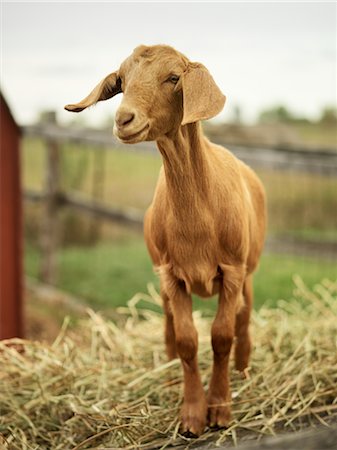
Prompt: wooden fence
<box><xmin>22</xmin><ymin>121</ymin><xmax>337</xmax><ymax>284</ymax></box>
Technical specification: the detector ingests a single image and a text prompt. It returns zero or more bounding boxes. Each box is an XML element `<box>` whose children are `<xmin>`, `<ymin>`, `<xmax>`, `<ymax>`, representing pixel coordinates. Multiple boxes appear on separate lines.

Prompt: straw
<box><xmin>0</xmin><ymin>277</ymin><xmax>336</xmax><ymax>449</ymax></box>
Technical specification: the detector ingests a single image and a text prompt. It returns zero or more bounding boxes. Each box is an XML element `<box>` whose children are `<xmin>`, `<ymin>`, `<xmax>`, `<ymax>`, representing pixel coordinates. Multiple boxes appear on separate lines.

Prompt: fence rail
<box><xmin>23</xmin><ymin>124</ymin><xmax>337</xmax><ymax>175</ymax></box>
<box><xmin>22</xmin><ymin>122</ymin><xmax>337</xmax><ymax>283</ymax></box>
<box><xmin>24</xmin><ymin>188</ymin><xmax>144</xmax><ymax>227</ymax></box>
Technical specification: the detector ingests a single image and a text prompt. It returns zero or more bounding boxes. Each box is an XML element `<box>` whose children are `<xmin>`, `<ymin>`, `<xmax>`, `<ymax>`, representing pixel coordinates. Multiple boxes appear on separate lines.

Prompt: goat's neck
<box><xmin>156</xmin><ymin>122</ymin><xmax>211</xmax><ymax>213</ymax></box>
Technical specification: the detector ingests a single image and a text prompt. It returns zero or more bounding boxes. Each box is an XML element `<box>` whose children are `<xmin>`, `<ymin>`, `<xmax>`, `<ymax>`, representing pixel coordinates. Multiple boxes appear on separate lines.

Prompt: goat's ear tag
<box><xmin>64</xmin><ymin>72</ymin><xmax>122</xmax><ymax>113</ymax></box>
<box><xmin>181</xmin><ymin>63</ymin><xmax>226</xmax><ymax>125</ymax></box>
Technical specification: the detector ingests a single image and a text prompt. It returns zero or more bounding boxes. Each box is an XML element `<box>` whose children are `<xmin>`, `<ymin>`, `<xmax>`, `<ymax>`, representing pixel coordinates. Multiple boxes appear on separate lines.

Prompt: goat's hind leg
<box><xmin>162</xmin><ymin>291</ymin><xmax>177</xmax><ymax>360</ymax></box>
<box><xmin>234</xmin><ymin>274</ymin><xmax>253</xmax><ymax>374</ymax></box>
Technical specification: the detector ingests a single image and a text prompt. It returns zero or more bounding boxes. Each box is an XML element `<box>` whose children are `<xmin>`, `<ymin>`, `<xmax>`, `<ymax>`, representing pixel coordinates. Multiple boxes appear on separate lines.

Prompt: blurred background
<box><xmin>1</xmin><ymin>2</ymin><xmax>336</xmax><ymax>340</ymax></box>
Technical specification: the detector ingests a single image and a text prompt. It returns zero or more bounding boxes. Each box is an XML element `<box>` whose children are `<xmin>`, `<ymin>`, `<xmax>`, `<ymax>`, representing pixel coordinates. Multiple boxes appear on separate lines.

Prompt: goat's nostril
<box><xmin>116</xmin><ymin>111</ymin><xmax>135</xmax><ymax>127</ymax></box>
<box><xmin>122</xmin><ymin>112</ymin><xmax>135</xmax><ymax>126</ymax></box>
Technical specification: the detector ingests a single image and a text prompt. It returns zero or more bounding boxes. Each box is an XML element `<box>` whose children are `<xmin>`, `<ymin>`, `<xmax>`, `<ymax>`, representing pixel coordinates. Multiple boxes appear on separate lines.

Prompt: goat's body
<box><xmin>144</xmin><ymin>125</ymin><xmax>266</xmax><ymax>300</ymax></box>
<box><xmin>66</xmin><ymin>44</ymin><xmax>267</xmax><ymax>435</ymax></box>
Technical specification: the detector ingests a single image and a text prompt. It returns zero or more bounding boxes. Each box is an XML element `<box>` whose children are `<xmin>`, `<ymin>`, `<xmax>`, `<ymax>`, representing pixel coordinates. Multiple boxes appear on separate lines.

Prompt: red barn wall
<box><xmin>0</xmin><ymin>93</ymin><xmax>23</xmax><ymax>339</ymax></box>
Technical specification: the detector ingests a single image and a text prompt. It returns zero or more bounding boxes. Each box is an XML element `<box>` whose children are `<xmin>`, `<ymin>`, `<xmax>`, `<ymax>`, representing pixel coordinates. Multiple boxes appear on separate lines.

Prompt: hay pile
<box><xmin>1</xmin><ymin>277</ymin><xmax>336</xmax><ymax>449</ymax></box>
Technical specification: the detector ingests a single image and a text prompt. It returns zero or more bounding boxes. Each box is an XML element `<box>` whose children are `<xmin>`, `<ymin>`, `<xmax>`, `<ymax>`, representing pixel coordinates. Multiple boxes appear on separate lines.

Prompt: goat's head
<box><xmin>65</xmin><ymin>45</ymin><xmax>226</xmax><ymax>143</ymax></box>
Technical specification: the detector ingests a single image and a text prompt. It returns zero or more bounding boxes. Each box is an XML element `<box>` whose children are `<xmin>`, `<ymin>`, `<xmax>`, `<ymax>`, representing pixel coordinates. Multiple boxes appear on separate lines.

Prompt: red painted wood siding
<box><xmin>0</xmin><ymin>93</ymin><xmax>23</xmax><ymax>339</ymax></box>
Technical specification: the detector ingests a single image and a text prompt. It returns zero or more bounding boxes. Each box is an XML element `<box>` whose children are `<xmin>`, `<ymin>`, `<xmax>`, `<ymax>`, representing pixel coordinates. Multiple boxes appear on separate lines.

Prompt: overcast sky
<box><xmin>1</xmin><ymin>1</ymin><xmax>336</xmax><ymax>126</ymax></box>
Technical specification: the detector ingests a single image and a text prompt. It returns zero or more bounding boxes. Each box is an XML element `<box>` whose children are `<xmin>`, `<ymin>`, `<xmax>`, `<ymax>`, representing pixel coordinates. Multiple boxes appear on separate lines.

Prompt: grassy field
<box><xmin>25</xmin><ymin>233</ymin><xmax>337</xmax><ymax>313</ymax></box>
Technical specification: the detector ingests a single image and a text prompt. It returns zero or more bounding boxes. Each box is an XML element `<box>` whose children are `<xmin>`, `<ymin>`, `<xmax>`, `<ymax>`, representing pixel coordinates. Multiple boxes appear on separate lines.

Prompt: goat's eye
<box><xmin>168</xmin><ymin>75</ymin><xmax>180</xmax><ymax>84</ymax></box>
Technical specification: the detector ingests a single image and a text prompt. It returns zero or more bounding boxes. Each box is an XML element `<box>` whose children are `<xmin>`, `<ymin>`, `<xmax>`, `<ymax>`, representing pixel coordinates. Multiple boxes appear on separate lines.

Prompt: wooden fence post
<box><xmin>89</xmin><ymin>147</ymin><xmax>106</xmax><ymax>242</ymax></box>
<box><xmin>39</xmin><ymin>112</ymin><xmax>61</xmax><ymax>284</ymax></box>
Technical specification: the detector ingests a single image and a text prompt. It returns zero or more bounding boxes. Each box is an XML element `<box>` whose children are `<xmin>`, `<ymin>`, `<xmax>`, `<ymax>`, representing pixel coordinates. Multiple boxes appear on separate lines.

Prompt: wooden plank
<box><xmin>211</xmin><ymin>425</ymin><xmax>337</xmax><ymax>450</ymax></box>
<box><xmin>228</xmin><ymin>144</ymin><xmax>337</xmax><ymax>176</ymax></box>
<box><xmin>22</xmin><ymin>123</ymin><xmax>155</xmax><ymax>152</ymax></box>
<box><xmin>23</xmin><ymin>190</ymin><xmax>144</xmax><ymax>228</ymax></box>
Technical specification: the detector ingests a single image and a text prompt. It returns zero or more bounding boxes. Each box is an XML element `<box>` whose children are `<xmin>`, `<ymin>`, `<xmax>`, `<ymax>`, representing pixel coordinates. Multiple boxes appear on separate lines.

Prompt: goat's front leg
<box><xmin>162</xmin><ymin>276</ymin><xmax>207</xmax><ymax>436</ymax></box>
<box><xmin>208</xmin><ymin>265</ymin><xmax>245</xmax><ymax>428</ymax></box>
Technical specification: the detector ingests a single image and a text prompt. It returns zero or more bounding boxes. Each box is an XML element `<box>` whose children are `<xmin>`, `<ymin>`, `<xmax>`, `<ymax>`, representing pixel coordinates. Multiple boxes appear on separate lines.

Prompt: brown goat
<box><xmin>65</xmin><ymin>44</ymin><xmax>267</xmax><ymax>436</ymax></box>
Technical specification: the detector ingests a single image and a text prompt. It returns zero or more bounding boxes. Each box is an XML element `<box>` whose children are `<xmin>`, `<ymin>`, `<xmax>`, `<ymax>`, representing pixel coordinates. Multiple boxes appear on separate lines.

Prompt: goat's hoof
<box><xmin>180</xmin><ymin>401</ymin><xmax>207</xmax><ymax>437</ymax></box>
<box><xmin>236</xmin><ymin>367</ymin><xmax>250</xmax><ymax>380</ymax></box>
<box><xmin>241</xmin><ymin>367</ymin><xmax>251</xmax><ymax>379</ymax></box>
<box><xmin>235</xmin><ymin>365</ymin><xmax>251</xmax><ymax>380</ymax></box>
<box><xmin>181</xmin><ymin>429</ymin><xmax>198</xmax><ymax>439</ymax></box>
<box><xmin>207</xmin><ymin>398</ymin><xmax>231</xmax><ymax>429</ymax></box>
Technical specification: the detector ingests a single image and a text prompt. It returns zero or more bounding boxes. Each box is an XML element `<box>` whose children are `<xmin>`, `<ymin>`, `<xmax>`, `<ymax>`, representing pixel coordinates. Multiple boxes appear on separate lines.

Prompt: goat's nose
<box><xmin>115</xmin><ymin>109</ymin><xmax>135</xmax><ymax>128</ymax></box>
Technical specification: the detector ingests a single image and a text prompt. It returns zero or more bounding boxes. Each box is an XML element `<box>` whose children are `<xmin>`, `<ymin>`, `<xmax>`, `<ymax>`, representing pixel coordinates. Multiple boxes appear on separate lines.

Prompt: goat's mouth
<box><xmin>117</xmin><ymin>123</ymin><xmax>150</xmax><ymax>143</ymax></box>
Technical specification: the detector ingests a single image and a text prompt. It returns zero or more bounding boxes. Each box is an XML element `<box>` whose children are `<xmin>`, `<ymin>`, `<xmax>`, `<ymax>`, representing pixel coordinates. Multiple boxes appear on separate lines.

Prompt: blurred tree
<box><xmin>38</xmin><ymin>110</ymin><xmax>57</xmax><ymax>124</ymax></box>
<box><xmin>319</xmin><ymin>106</ymin><xmax>337</xmax><ymax>125</ymax></box>
<box><xmin>259</xmin><ymin>105</ymin><xmax>295</xmax><ymax>123</ymax></box>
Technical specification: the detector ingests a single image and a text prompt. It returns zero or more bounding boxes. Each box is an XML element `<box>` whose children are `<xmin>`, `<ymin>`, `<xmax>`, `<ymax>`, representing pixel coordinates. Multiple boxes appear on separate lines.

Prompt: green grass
<box><xmin>25</xmin><ymin>237</ymin><xmax>158</xmax><ymax>310</ymax></box>
<box><xmin>25</xmin><ymin>236</ymin><xmax>337</xmax><ymax>313</ymax></box>
<box><xmin>285</xmin><ymin>227</ymin><xmax>337</xmax><ymax>242</ymax></box>
<box><xmin>253</xmin><ymin>253</ymin><xmax>336</xmax><ymax>307</ymax></box>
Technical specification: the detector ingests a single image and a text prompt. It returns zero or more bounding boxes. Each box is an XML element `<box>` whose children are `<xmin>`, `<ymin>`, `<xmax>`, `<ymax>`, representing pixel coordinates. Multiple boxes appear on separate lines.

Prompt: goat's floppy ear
<box><xmin>181</xmin><ymin>63</ymin><xmax>226</xmax><ymax>125</ymax></box>
<box><xmin>64</xmin><ymin>72</ymin><xmax>122</xmax><ymax>112</ymax></box>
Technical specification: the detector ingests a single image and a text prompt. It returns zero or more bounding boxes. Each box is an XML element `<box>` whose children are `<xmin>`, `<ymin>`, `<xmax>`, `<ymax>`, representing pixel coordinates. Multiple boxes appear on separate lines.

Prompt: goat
<box><xmin>65</xmin><ymin>44</ymin><xmax>267</xmax><ymax>436</ymax></box>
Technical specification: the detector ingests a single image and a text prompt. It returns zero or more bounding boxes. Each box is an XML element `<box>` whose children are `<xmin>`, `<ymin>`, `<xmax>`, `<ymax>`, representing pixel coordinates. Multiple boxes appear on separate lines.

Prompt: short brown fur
<box><xmin>65</xmin><ymin>44</ymin><xmax>267</xmax><ymax>436</ymax></box>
